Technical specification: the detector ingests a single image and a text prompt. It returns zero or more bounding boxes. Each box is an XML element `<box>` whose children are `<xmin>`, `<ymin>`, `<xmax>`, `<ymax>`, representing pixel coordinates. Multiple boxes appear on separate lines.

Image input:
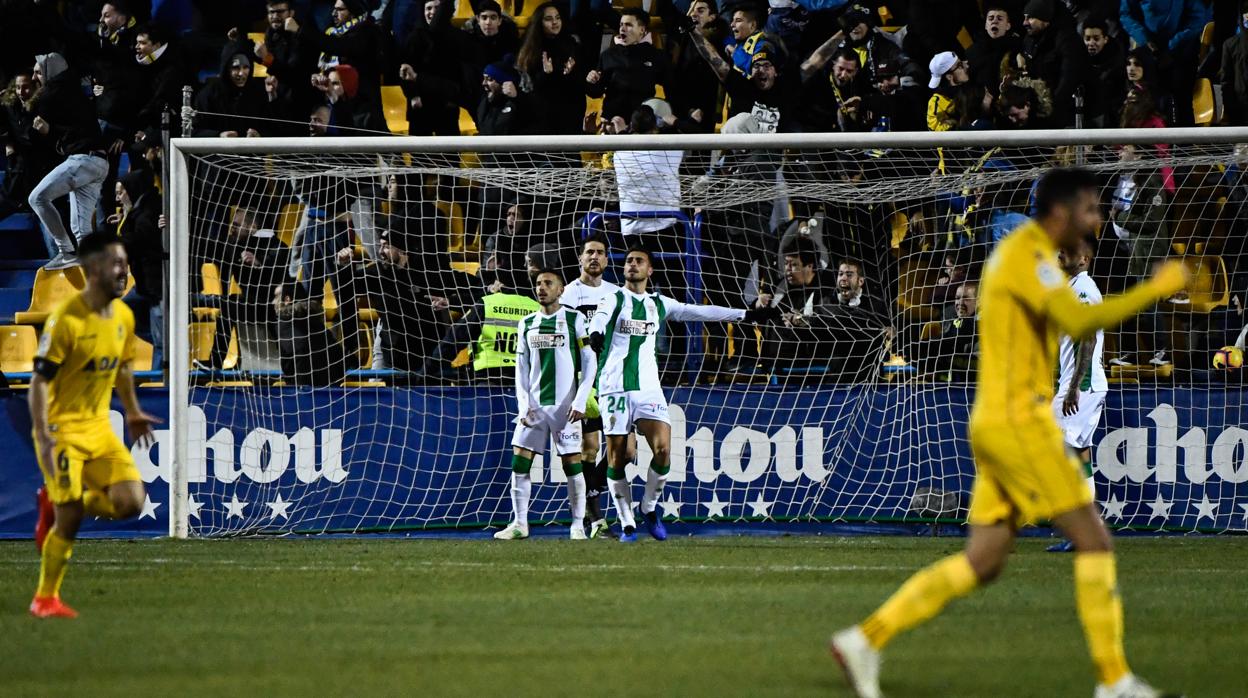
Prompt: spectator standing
<box><xmin>132</xmin><ymin>24</ymin><xmax>188</xmax><ymax>134</ymax></box>
<box><xmin>1020</xmin><ymin>0</ymin><xmax>1088</xmax><ymax>127</ymax></box>
<box><xmin>1083</xmin><ymin>16</ymin><xmax>1126</xmax><ymax>128</ymax></box>
<box><xmin>254</xmin><ymin>0</ymin><xmax>320</xmax><ymax>121</ymax></box>
<box><xmin>723</xmin><ymin>6</ymin><xmax>767</xmax><ymax>75</ymax></box>
<box><xmin>313</xmin><ymin>63</ymin><xmax>388</xmax><ymax>134</ymax></box>
<box><xmin>927</xmin><ymin>51</ymin><xmax>991</xmax><ymax>130</ymax></box>
<box><xmin>862</xmin><ymin>59</ymin><xmax>927</xmax><ymax>131</ymax></box>
<box><xmin>835</xmin><ymin>4</ymin><xmax>918</xmax><ymax>88</ymax></box>
<box><xmin>1219</xmin><ymin>4</ymin><xmax>1248</xmax><ymax>126</ymax></box>
<box><xmin>27</xmin><ymin>53</ymin><xmax>108</xmax><ymax>270</ymax></box>
<box><xmin>1119</xmin><ymin>0</ymin><xmax>1211</xmax><ymax>126</ymax></box>
<box><xmin>289</xmin><ymin>0</ymin><xmax>386</xmax><ymax>129</ymax></box>
<box><xmin>517</xmin><ymin>2</ymin><xmax>586</xmax><ymax>135</ymax></box>
<box><xmin>398</xmin><ymin>0</ymin><xmax>465</xmax><ymax>137</ymax></box>
<box><xmin>460</xmin><ymin>0</ymin><xmax>521</xmax><ymax>111</ymax></box>
<box><xmin>193</xmin><ymin>46</ymin><xmax>270</xmax><ymax>137</ymax></box>
<box><xmin>585</xmin><ymin>8</ymin><xmax>672</xmax><ymax>121</ymax></box>
<box><xmin>0</xmin><ymin>72</ymin><xmax>57</xmax><ymax>225</ymax></box>
<box><xmin>801</xmin><ymin>48</ymin><xmax>869</xmax><ymax>132</ymax></box>
<box><xmin>659</xmin><ymin>0</ymin><xmax>728</xmax><ymax>131</ymax></box>
<box><xmin>694</xmin><ymin>39</ymin><xmax>798</xmax><ymax>132</ymax></box>
<box><xmin>967</xmin><ymin>5</ymin><xmax>1024</xmax><ymax>96</ymax></box>
<box><xmin>834</xmin><ymin>258</ymin><xmax>888</xmax><ymax>321</ymax></box>
<box><xmin>115</xmin><ymin>171</ymin><xmax>164</xmax><ymax>368</ymax></box>
<box><xmin>477</xmin><ymin>59</ymin><xmax>532</xmax><ymax>137</ymax></box>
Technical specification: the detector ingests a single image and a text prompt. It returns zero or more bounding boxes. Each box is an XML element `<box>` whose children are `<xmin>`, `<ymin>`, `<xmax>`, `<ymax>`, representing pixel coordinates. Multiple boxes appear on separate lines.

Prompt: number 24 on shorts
<box><xmin>604</xmin><ymin>396</ymin><xmax>627</xmax><ymax>414</ymax></box>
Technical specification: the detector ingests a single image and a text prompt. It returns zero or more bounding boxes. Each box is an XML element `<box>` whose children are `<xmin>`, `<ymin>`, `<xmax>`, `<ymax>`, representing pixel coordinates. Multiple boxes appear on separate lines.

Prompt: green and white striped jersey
<box><xmin>515</xmin><ymin>309</ymin><xmax>597</xmax><ymax>422</ymax></box>
<box><xmin>590</xmin><ymin>289</ymin><xmax>745</xmax><ymax>394</ymax></box>
<box><xmin>1057</xmin><ymin>271</ymin><xmax>1108</xmax><ymax>394</ymax></box>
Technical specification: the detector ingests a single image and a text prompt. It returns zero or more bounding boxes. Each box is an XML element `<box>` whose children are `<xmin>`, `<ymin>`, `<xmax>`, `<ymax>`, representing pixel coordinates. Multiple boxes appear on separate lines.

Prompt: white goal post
<box><xmin>167</xmin><ymin>128</ymin><xmax>1248</xmax><ymax>538</ymax></box>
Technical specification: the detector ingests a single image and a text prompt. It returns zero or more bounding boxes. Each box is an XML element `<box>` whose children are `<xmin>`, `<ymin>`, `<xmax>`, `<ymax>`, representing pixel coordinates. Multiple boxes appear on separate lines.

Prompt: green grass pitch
<box><xmin>2</xmin><ymin>535</ymin><xmax>1244</xmax><ymax>696</ymax></box>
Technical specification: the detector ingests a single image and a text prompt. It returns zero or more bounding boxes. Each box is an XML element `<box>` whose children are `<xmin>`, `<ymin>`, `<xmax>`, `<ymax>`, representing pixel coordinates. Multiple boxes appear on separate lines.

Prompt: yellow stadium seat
<box><xmin>450</xmin><ymin>261</ymin><xmax>481</xmax><ymax>275</ymax></box>
<box><xmin>1199</xmin><ymin>21</ymin><xmax>1216</xmax><ymax>62</ymax></box>
<box><xmin>437</xmin><ymin>200</ymin><xmax>469</xmax><ymax>253</ymax></box>
<box><xmin>132</xmin><ymin>338</ymin><xmax>155</xmax><ymax>371</ymax></box>
<box><xmin>357</xmin><ymin>322</ymin><xmax>374</xmax><ymax>369</ymax></box>
<box><xmin>1178</xmin><ymin>255</ymin><xmax>1229</xmax><ymax>313</ymax></box>
<box><xmin>0</xmin><ymin>325</ymin><xmax>37</xmax><ymax>373</ymax></box>
<box><xmin>190</xmin><ymin>322</ymin><xmax>238</xmax><ymax>370</ymax></box>
<box><xmin>343</xmin><ymin>380</ymin><xmax>387</xmax><ymax>387</ymax></box>
<box><xmin>322</xmin><ymin>279</ymin><xmax>338</xmax><ymax>321</ymax></box>
<box><xmin>381</xmin><ymin>85</ymin><xmax>409</xmax><ymax>134</ymax></box>
<box><xmin>459</xmin><ymin>107</ymin><xmax>478</xmax><ymax>136</ymax></box>
<box><xmin>452</xmin><ymin>0</ymin><xmax>474</xmax><ymax>27</ymax></box>
<box><xmin>451</xmin><ymin>347</ymin><xmax>471</xmax><ymax>368</ymax></box>
<box><xmin>919</xmin><ymin>321</ymin><xmax>943</xmax><ymax>341</ymax></box>
<box><xmin>1193</xmin><ymin>78</ymin><xmax>1215</xmax><ymax>126</ymax></box>
<box><xmin>247</xmin><ymin>33</ymin><xmax>269</xmax><ymax>77</ymax></box>
<box><xmin>276</xmin><ymin>203</ymin><xmax>305</xmax><ymax>248</ymax></box>
<box><xmin>15</xmin><ymin>267</ymin><xmax>87</xmax><ymax>325</ymax></box>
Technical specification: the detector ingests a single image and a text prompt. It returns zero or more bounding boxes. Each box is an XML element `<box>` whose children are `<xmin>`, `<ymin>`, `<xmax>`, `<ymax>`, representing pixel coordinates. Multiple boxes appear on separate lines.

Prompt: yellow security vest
<box><xmin>473</xmin><ymin>292</ymin><xmax>541</xmax><ymax>371</ymax></box>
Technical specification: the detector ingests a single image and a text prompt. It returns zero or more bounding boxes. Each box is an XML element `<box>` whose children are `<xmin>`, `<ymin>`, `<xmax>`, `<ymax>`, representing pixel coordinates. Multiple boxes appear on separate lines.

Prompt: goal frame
<box><xmin>166</xmin><ymin>126</ymin><xmax>1248</xmax><ymax>537</ymax></box>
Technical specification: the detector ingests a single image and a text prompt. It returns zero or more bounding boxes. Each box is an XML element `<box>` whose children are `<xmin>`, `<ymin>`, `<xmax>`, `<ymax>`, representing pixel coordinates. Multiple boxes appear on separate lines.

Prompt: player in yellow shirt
<box><xmin>831</xmin><ymin>169</ymin><xmax>1188</xmax><ymax>698</ymax></box>
<box><xmin>29</xmin><ymin>232</ymin><xmax>159</xmax><ymax>619</ymax></box>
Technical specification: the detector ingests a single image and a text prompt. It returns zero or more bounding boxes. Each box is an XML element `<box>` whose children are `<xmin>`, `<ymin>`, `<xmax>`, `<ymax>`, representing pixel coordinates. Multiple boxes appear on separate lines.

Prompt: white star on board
<box><xmin>225</xmin><ymin>494</ymin><xmax>248</xmax><ymax>519</ymax></box>
<box><xmin>1145</xmin><ymin>494</ymin><xmax>1172</xmax><ymax>521</ymax></box>
<box><xmin>1193</xmin><ymin>495</ymin><xmax>1219</xmax><ymax>523</ymax></box>
<box><xmin>139</xmin><ymin>494</ymin><xmax>161</xmax><ymax>520</ymax></box>
<box><xmin>1239</xmin><ymin>503</ymin><xmax>1248</xmax><ymax>520</ymax></box>
<box><xmin>659</xmin><ymin>495</ymin><xmax>683</xmax><ymax>519</ymax></box>
<box><xmin>266</xmin><ymin>494</ymin><xmax>292</xmax><ymax>521</ymax></box>
<box><xmin>1100</xmin><ymin>494</ymin><xmax>1126</xmax><ymax>521</ymax></box>
<box><xmin>188</xmin><ymin>496</ymin><xmax>204</xmax><ymax>520</ymax></box>
<box><xmin>702</xmin><ymin>493</ymin><xmax>728</xmax><ymax>519</ymax></box>
<box><xmin>748</xmin><ymin>493</ymin><xmax>772</xmax><ymax>519</ymax></box>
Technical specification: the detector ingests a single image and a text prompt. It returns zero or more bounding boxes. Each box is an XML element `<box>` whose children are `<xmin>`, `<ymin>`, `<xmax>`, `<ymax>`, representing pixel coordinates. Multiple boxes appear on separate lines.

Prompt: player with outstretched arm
<box><xmin>589</xmin><ymin>243</ymin><xmax>780</xmax><ymax>543</ymax></box>
<box><xmin>495</xmin><ymin>268</ymin><xmax>598</xmax><ymax>540</ymax></box>
<box><xmin>830</xmin><ymin>169</ymin><xmax>1187</xmax><ymax>698</ymax></box>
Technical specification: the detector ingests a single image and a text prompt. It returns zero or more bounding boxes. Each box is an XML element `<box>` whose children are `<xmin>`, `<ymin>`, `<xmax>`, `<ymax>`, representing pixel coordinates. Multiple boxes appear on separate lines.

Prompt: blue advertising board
<box><xmin>0</xmin><ymin>385</ymin><xmax>1244</xmax><ymax>537</ymax></box>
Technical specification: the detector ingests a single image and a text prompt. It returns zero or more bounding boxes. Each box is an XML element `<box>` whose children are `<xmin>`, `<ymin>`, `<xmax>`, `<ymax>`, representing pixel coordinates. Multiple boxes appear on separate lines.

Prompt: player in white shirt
<box><xmin>1050</xmin><ymin>236</ymin><xmax>1108</xmax><ymax>553</ymax></box>
<box><xmin>494</xmin><ymin>269</ymin><xmax>598</xmax><ymax>541</ymax></box>
<box><xmin>559</xmin><ymin>235</ymin><xmax>623</xmax><ymax>539</ymax></box>
<box><xmin>589</xmin><ymin>243</ymin><xmax>780</xmax><ymax>542</ymax></box>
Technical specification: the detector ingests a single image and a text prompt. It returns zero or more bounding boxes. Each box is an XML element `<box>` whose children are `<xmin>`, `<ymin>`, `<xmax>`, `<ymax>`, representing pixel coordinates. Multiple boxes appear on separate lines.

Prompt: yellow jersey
<box><xmin>35</xmin><ymin>293</ymin><xmax>136</xmax><ymax>428</ymax></box>
<box><xmin>971</xmin><ymin>219</ymin><xmax>1069</xmax><ymax>427</ymax></box>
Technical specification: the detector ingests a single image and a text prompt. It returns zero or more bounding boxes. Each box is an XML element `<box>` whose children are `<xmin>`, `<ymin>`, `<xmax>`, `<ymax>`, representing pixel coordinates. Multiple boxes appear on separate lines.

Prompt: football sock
<box><xmin>83</xmin><ymin>490</ymin><xmax>118</xmax><ymax>519</ymax></box>
<box><xmin>608</xmin><ymin>469</ymin><xmax>635</xmax><ymax>530</ymax></box>
<box><xmin>861</xmin><ymin>552</ymin><xmax>978</xmax><ymax>650</ymax></box>
<box><xmin>509</xmin><ymin>454</ymin><xmax>533</xmax><ymax>527</ymax></box>
<box><xmin>37</xmin><ymin>530</ymin><xmax>73</xmax><ymax>598</ymax></box>
<box><xmin>565</xmin><ymin>469</ymin><xmax>586</xmax><ymax>522</ymax></box>
<box><xmin>639</xmin><ymin>462</ymin><xmax>670</xmax><ymax>515</ymax></box>
<box><xmin>1075</xmin><ymin>552</ymin><xmax>1130</xmax><ymax>685</ymax></box>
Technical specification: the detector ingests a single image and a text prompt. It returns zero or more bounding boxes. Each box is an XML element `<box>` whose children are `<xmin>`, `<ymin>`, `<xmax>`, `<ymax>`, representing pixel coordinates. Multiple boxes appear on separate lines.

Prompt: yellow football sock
<box><xmin>84</xmin><ymin>490</ymin><xmax>118</xmax><ymax>519</ymax></box>
<box><xmin>1074</xmin><ymin>552</ymin><xmax>1130</xmax><ymax>685</ymax></box>
<box><xmin>861</xmin><ymin>553</ymin><xmax>978</xmax><ymax>650</ymax></box>
<box><xmin>36</xmin><ymin>530</ymin><xmax>73</xmax><ymax>599</ymax></box>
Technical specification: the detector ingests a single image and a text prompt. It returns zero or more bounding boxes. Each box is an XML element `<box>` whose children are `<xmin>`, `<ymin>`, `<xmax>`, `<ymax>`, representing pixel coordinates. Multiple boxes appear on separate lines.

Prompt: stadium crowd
<box><xmin>1</xmin><ymin>0</ymin><xmax>1246</xmax><ymax>385</ymax></box>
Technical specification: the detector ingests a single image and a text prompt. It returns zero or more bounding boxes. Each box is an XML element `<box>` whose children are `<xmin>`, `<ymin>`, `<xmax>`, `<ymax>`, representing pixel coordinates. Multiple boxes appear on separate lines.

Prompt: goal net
<box><xmin>166</xmin><ymin>130</ymin><xmax>1248</xmax><ymax>537</ymax></box>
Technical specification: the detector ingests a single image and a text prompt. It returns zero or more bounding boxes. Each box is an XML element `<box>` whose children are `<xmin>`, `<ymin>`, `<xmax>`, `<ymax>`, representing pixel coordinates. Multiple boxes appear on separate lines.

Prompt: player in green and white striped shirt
<box><xmin>589</xmin><ymin>244</ymin><xmax>780</xmax><ymax>542</ymax></box>
<box><xmin>495</xmin><ymin>269</ymin><xmax>599</xmax><ymax>540</ymax></box>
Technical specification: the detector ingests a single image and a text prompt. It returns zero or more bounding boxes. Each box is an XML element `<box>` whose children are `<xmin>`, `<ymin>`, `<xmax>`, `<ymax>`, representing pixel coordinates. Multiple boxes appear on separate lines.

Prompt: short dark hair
<box><xmin>534</xmin><ymin>268</ymin><xmax>564</xmax><ymax>283</ymax></box>
<box><xmin>781</xmin><ymin>237</ymin><xmax>819</xmax><ymax>268</ymax></box>
<box><xmin>1082</xmin><ymin>16</ymin><xmax>1109</xmax><ymax>34</ymax></box>
<box><xmin>733</xmin><ymin>7</ymin><xmax>762</xmax><ymax>26</ymax></box>
<box><xmin>629</xmin><ymin>104</ymin><xmax>657</xmax><ymax>134</ymax></box>
<box><xmin>831</xmin><ymin>48</ymin><xmax>861</xmax><ymax>66</ymax></box>
<box><xmin>78</xmin><ymin>231</ymin><xmax>123</xmax><ymax>259</ymax></box>
<box><xmin>580</xmin><ymin>232</ymin><xmax>609</xmax><ymax>255</ymax></box>
<box><xmin>136</xmin><ymin>23</ymin><xmax>172</xmax><ymax>45</ymax></box>
<box><xmin>838</xmin><ymin>258</ymin><xmax>865</xmax><ymax>276</ymax></box>
<box><xmin>1034</xmin><ymin>167</ymin><xmax>1099</xmax><ymax>217</ymax></box>
<box><xmin>477</xmin><ymin>0</ymin><xmax>502</xmax><ymax>15</ymax></box>
<box><xmin>692</xmin><ymin>0</ymin><xmax>719</xmax><ymax>14</ymax></box>
<box><xmin>999</xmin><ymin>85</ymin><xmax>1034</xmax><ymax>112</ymax></box>
<box><xmin>620</xmin><ymin>7</ymin><xmax>650</xmax><ymax>28</ymax></box>
<box><xmin>625</xmin><ymin>240</ymin><xmax>653</xmax><ymax>263</ymax></box>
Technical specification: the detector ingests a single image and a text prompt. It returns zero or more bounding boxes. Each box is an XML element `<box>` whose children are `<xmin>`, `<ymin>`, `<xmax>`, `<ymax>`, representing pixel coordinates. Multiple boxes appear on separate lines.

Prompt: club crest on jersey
<box><xmin>529</xmin><ymin>333</ymin><xmax>567</xmax><ymax>349</ymax></box>
<box><xmin>619</xmin><ymin>319</ymin><xmax>657</xmax><ymax>336</ymax></box>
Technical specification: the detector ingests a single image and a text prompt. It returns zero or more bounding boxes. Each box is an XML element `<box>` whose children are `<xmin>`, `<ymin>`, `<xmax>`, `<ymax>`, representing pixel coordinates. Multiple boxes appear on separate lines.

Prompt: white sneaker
<box><xmin>1093</xmin><ymin>673</ymin><xmax>1180</xmax><ymax>698</ymax></box>
<box><xmin>492</xmin><ymin>522</ymin><xmax>529</xmax><ymax>540</ymax></box>
<box><xmin>43</xmin><ymin>253</ymin><xmax>80</xmax><ymax>270</ymax></box>
<box><xmin>1148</xmin><ymin>351</ymin><xmax>1171</xmax><ymax>366</ymax></box>
<box><xmin>830</xmin><ymin>626</ymin><xmax>882</xmax><ymax>698</ymax></box>
<box><xmin>569</xmin><ymin>524</ymin><xmax>587</xmax><ymax>540</ymax></box>
<box><xmin>588</xmin><ymin>519</ymin><xmax>610</xmax><ymax>539</ymax></box>
<box><xmin>1108</xmin><ymin>355</ymin><xmax>1134</xmax><ymax>367</ymax></box>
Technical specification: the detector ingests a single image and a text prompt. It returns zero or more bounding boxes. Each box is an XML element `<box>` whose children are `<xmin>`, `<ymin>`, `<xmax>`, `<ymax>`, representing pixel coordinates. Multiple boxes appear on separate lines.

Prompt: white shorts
<box><xmin>600</xmin><ymin>390</ymin><xmax>670</xmax><ymax>436</ymax></box>
<box><xmin>1051</xmin><ymin>390</ymin><xmax>1107</xmax><ymax>449</ymax></box>
<box><xmin>512</xmin><ymin>409</ymin><xmax>583</xmax><ymax>456</ymax></box>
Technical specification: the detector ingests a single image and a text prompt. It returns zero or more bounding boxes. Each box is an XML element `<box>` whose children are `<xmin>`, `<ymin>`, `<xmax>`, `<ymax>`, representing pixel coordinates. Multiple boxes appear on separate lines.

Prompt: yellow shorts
<box><xmin>36</xmin><ymin>421</ymin><xmax>139</xmax><ymax>505</ymax></box>
<box><xmin>966</xmin><ymin>417</ymin><xmax>1093</xmax><ymax>528</ymax></box>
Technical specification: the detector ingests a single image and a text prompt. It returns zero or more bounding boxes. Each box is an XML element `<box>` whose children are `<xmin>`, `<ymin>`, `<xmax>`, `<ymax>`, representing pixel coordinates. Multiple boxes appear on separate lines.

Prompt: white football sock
<box><xmin>566</xmin><ymin>472</ymin><xmax>586</xmax><ymax>523</ymax></box>
<box><xmin>609</xmin><ymin>478</ymin><xmax>636</xmax><ymax>530</ymax></box>
<box><xmin>511</xmin><ymin>472</ymin><xmax>531</xmax><ymax>528</ymax></box>
<box><xmin>640</xmin><ymin>467</ymin><xmax>668</xmax><ymax>515</ymax></box>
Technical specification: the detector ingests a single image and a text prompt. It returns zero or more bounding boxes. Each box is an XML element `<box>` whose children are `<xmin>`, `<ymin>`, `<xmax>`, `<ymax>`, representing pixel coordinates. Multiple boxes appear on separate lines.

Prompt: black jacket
<box><xmin>399</xmin><ymin>0</ymin><xmax>465</xmax><ymax>136</ymax></box>
<box><xmin>259</xmin><ymin>24</ymin><xmax>321</xmax><ymax>118</ymax></box>
<box><xmin>193</xmin><ymin>46</ymin><xmax>272</xmax><ymax>137</ymax></box>
<box><xmin>521</xmin><ymin>32</ymin><xmax>587</xmax><ymax>135</ymax></box>
<box><xmin>459</xmin><ymin>20</ymin><xmax>521</xmax><ymax>109</ymax></box>
<box><xmin>30</xmin><ymin>58</ymin><xmax>102</xmax><ymax>156</ymax></box>
<box><xmin>135</xmin><ymin>44</ymin><xmax>189</xmax><ymax>131</ymax></box>
<box><xmin>1087</xmin><ymin>39</ymin><xmax>1126</xmax><ymax>126</ymax></box>
<box><xmin>967</xmin><ymin>32</ymin><xmax>1022</xmax><ymax>95</ymax></box>
<box><xmin>118</xmin><ymin>171</ymin><xmax>163</xmax><ymax>301</ymax></box>
<box><xmin>1022</xmin><ymin>24</ymin><xmax>1089</xmax><ymax>127</ymax></box>
<box><xmin>587</xmin><ymin>41</ymin><xmax>672</xmax><ymax>120</ymax></box>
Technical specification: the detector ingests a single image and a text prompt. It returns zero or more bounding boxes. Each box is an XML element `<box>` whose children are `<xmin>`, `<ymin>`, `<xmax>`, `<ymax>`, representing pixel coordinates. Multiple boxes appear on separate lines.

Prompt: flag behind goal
<box><xmin>165</xmin><ymin>131</ymin><xmax>1248</xmax><ymax>537</ymax></box>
